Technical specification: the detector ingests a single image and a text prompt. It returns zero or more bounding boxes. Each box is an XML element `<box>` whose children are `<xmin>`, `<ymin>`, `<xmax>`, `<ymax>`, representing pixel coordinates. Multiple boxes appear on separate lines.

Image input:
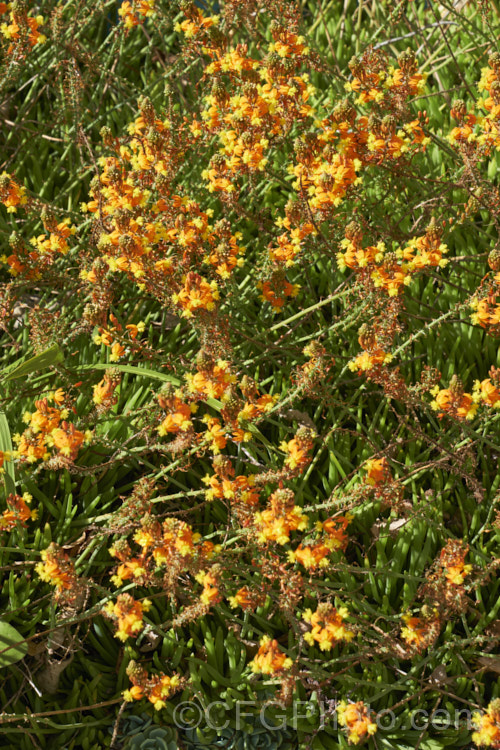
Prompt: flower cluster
<box><xmin>470</xmin><ymin>249</ymin><xmax>500</xmax><ymax>333</ymax></box>
<box><xmin>0</xmin><ymin>492</ymin><xmax>36</xmax><ymax>531</ymax></box>
<box><xmin>81</xmin><ymin>99</ymin><xmax>248</xmax><ymax>320</ymax></box>
<box><xmin>93</xmin><ymin>315</ymin><xmax>145</xmax><ymax>362</ymax></box>
<box><xmin>178</xmin><ymin>9</ymin><xmax>318</xmax><ymax>306</ymax></box>
<box><xmin>228</xmin><ymin>585</ymin><xmax>266</xmax><ymax>611</ymax></box>
<box><xmin>103</xmin><ymin>594</ymin><xmax>151</xmax><ymax>641</ymax></box>
<box><xmin>430</xmin><ymin>377</ymin><xmax>478</xmax><ymax>421</ymax></box>
<box><xmin>303</xmin><ymin>603</ymin><xmax>354</xmax><ymax>650</ymax></box>
<box><xmin>195</xmin><ymin>21</ymin><xmax>314</xmax><ymax>195</ymax></box>
<box><xmin>157</xmin><ymin>386</ymin><xmax>196</xmax><ymax>437</ymax></box>
<box><xmin>0</xmin><ymin>172</ymin><xmax>27</xmax><ymax>213</ymax></box>
<box><xmin>337</xmin><ymin>701</ymin><xmax>378</xmax><ymax>746</ymax></box>
<box><xmin>109</xmin><ymin>514</ymin><xmax>212</xmax><ymax>588</ymax></box>
<box><xmin>186</xmin><ymin>355</ymin><xmax>237</xmax><ymax>400</ymax></box>
<box><xmin>258</xmin><ymin>47</ymin><xmax>429</xmax><ymax>309</ymax></box>
<box><xmin>124</xmin><ymin>661</ymin><xmax>181</xmax><ymax>711</ymax></box>
<box><xmin>92</xmin><ymin>369</ymin><xmax>121</xmax><ymax>411</ymax></box>
<box><xmin>174</xmin><ymin>3</ymin><xmax>218</xmax><ymax>41</ymax></box>
<box><xmin>200</xmin><ymin>413</ymin><xmax>227</xmax><ymax>454</ymax></box>
<box><xmin>280</xmin><ymin>426</ymin><xmax>315</xmax><ymax>472</ymax></box>
<box><xmin>289</xmin><ymin>341</ymin><xmax>336</xmax><ymax>400</ymax></box>
<box><xmin>14</xmin><ymin>391</ymin><xmax>88</xmax><ymax>463</ymax></box>
<box><xmin>254</xmin><ymin>488</ymin><xmax>308</xmax><ymax>545</ymax></box>
<box><xmin>473</xmin><ymin>373</ymin><xmax>500</xmax><ymax>409</ymax></box>
<box><xmin>344</xmin><ymin>48</ymin><xmax>426</xmax><ymax>105</ymax></box>
<box><xmin>288</xmin><ymin>515</ymin><xmax>350</xmax><ymax>570</ymax></box>
<box><xmin>470</xmin><ymin>291</ymin><xmax>500</xmax><ymax>333</ymax></box>
<box><xmin>195</xmin><ymin>569</ymin><xmax>222</xmax><ymax>607</ymax></box>
<box><xmin>4</xmin><ymin>215</ymin><xmax>77</xmax><ymax>278</ymax></box>
<box><xmin>118</xmin><ymin>0</ymin><xmax>155</xmax><ymax>29</ymax></box>
<box><xmin>30</xmin><ymin>217</ymin><xmax>76</xmax><ymax>258</ymax></box>
<box><xmin>439</xmin><ymin>540</ymin><xmax>472</xmax><ymax>586</ymax></box>
<box><xmin>364</xmin><ymin>457</ymin><xmax>391</xmax><ymax>487</ymax></box>
<box><xmin>400</xmin><ymin>608</ymin><xmax>441</xmax><ymax>654</ymax></box>
<box><xmin>449</xmin><ymin>54</ymin><xmax>500</xmax><ymax>156</ymax></box>
<box><xmin>172</xmin><ymin>272</ymin><xmax>220</xmax><ymax>318</ymax></box>
<box><xmin>349</xmin><ymin>323</ymin><xmax>393</xmax><ymax>375</ymax></box>
<box><xmin>35</xmin><ymin>543</ymin><xmax>80</xmax><ymax>603</ymax></box>
<box><xmin>0</xmin><ymin>4</ymin><xmax>46</xmax><ymax>49</ymax></box>
<box><xmin>257</xmin><ymin>274</ymin><xmax>301</xmax><ymax>312</ymax></box>
<box><xmin>338</xmin><ymin>221</ymin><xmax>448</xmax><ymax>299</ymax></box>
<box><xmin>156</xmin><ymin>359</ymin><xmax>280</xmax><ymax>462</ymax></box>
<box><xmin>397</xmin><ymin>223</ymin><xmax>449</xmax><ymax>273</ymax></box>
<box><xmin>203</xmin><ymin>461</ymin><xmax>259</xmax><ymax>506</ymax></box>
<box><xmin>250</xmin><ymin>635</ymin><xmax>293</xmax><ymax>675</ymax></box>
<box><xmin>472</xmin><ymin>699</ymin><xmax>500</xmax><ymax>749</ymax></box>
<box><xmin>417</xmin><ymin>541</ymin><xmax>473</xmax><ymax>619</ymax></box>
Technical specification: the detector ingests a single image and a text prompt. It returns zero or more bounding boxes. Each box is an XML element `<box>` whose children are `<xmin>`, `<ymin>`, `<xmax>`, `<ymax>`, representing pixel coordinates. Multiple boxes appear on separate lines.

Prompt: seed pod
<box><xmin>488</xmin><ymin>247</ymin><xmax>500</xmax><ymax>271</ymax></box>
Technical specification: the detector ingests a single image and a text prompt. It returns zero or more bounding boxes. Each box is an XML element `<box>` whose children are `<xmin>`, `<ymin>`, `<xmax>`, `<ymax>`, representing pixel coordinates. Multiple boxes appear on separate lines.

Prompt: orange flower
<box><xmin>93</xmin><ymin>370</ymin><xmax>120</xmax><ymax>409</ymax></box>
<box><xmin>254</xmin><ymin>489</ymin><xmax>308</xmax><ymax>545</ymax></box>
<box><xmin>201</xmin><ymin>415</ymin><xmax>227</xmax><ymax>453</ymax></box>
<box><xmin>431</xmin><ymin>383</ymin><xmax>478</xmax><ymax>420</ymax></box>
<box><xmin>186</xmin><ymin>358</ymin><xmax>237</xmax><ymax>399</ymax></box>
<box><xmin>0</xmin><ymin>172</ymin><xmax>27</xmax><ymax>212</ymax></box>
<box><xmin>0</xmin><ymin>493</ymin><xmax>36</xmax><ymax>531</ymax></box>
<box><xmin>147</xmin><ymin>674</ymin><xmax>181</xmax><ymax>710</ymax></box>
<box><xmin>104</xmin><ymin>594</ymin><xmax>151</xmax><ymax>641</ymax></box>
<box><xmin>439</xmin><ymin>540</ymin><xmax>472</xmax><ymax>585</ymax></box>
<box><xmin>110</xmin><ymin>557</ymin><xmax>147</xmax><ymax>587</ymax></box>
<box><xmin>250</xmin><ymin>635</ymin><xmax>293</xmax><ymax>674</ymax></box>
<box><xmin>0</xmin><ymin>8</ymin><xmax>46</xmax><ymax>47</ymax></box>
<box><xmin>124</xmin><ymin>661</ymin><xmax>181</xmax><ymax>710</ymax></box>
<box><xmin>172</xmin><ymin>272</ymin><xmax>220</xmax><ymax>317</ymax></box>
<box><xmin>29</xmin><ymin>398</ymin><xmax>61</xmax><ymax>434</ymax></box>
<box><xmin>30</xmin><ymin>218</ymin><xmax>76</xmax><ymax>257</ymax></box>
<box><xmin>36</xmin><ymin>544</ymin><xmax>78</xmax><ymax>595</ymax></box>
<box><xmin>280</xmin><ymin>428</ymin><xmax>315</xmax><ymax>471</ymax></box>
<box><xmin>118</xmin><ymin>0</ymin><xmax>155</xmax><ymax>29</ymax></box>
<box><xmin>203</xmin><ymin>472</ymin><xmax>260</xmax><ymax>506</ymax></box>
<box><xmin>228</xmin><ymin>586</ymin><xmax>265</xmax><ymax>610</ymax></box>
<box><xmin>157</xmin><ymin>391</ymin><xmax>194</xmax><ymax>436</ymax></box>
<box><xmin>337</xmin><ymin>701</ymin><xmax>377</xmax><ymax>745</ymax></box>
<box><xmin>125</xmin><ymin>321</ymin><xmax>145</xmax><ymax>340</ymax></box>
<box><xmin>135</xmin><ymin>518</ymin><xmax>200</xmax><ymax>567</ymax></box>
<box><xmin>14</xmin><ymin>396</ymin><xmax>86</xmax><ymax>465</ymax></box>
<box><xmin>303</xmin><ymin>603</ymin><xmax>354</xmax><ymax>650</ymax></box>
<box><xmin>258</xmin><ymin>278</ymin><xmax>300</xmax><ymax>311</ymax></box>
<box><xmin>399</xmin><ymin>229</ymin><xmax>448</xmax><ymax>272</ymax></box>
<box><xmin>50</xmin><ymin>422</ymin><xmax>86</xmax><ymax>460</ymax></box>
<box><xmin>288</xmin><ymin>541</ymin><xmax>332</xmax><ymax>569</ymax></box>
<box><xmin>470</xmin><ymin>296</ymin><xmax>500</xmax><ymax>329</ymax></box>
<box><xmin>195</xmin><ymin>570</ymin><xmax>221</xmax><ymax>606</ymax></box>
<box><xmin>16</xmin><ymin>432</ymin><xmax>48</xmax><ymax>463</ymax></box>
<box><xmin>474</xmin><ymin>378</ymin><xmax>500</xmax><ymax>408</ymax></box>
<box><xmin>364</xmin><ymin>457</ymin><xmax>391</xmax><ymax>486</ymax></box>
<box><xmin>270</xmin><ymin>27</ymin><xmax>309</xmax><ymax>59</ymax></box>
<box><xmin>401</xmin><ymin>610</ymin><xmax>441</xmax><ymax>653</ymax></box>
<box><xmin>51</xmin><ymin>388</ymin><xmax>66</xmax><ymax>406</ymax></box>
<box><xmin>110</xmin><ymin>342</ymin><xmax>126</xmax><ymax>361</ymax></box>
<box><xmin>472</xmin><ymin>699</ymin><xmax>500</xmax><ymax>749</ymax></box>
<box><xmin>175</xmin><ymin>5</ymin><xmax>218</xmax><ymax>39</ymax></box>
<box><xmin>321</xmin><ymin>515</ymin><xmax>350</xmax><ymax>550</ymax></box>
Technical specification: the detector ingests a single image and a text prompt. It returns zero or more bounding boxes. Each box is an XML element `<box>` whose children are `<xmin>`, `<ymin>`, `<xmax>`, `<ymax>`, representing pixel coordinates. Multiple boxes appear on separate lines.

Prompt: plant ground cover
<box><xmin>1</xmin><ymin>0</ymin><xmax>500</xmax><ymax>748</ymax></box>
